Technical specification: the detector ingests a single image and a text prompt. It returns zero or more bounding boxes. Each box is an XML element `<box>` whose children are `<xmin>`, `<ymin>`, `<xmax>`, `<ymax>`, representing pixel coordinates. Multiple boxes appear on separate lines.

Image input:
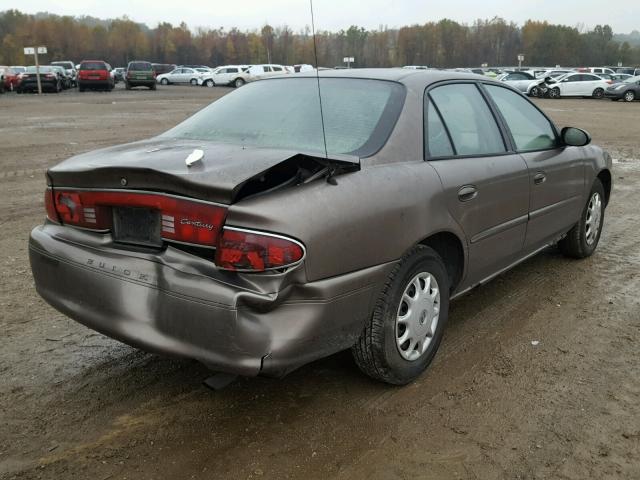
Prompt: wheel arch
<box><xmin>597</xmin><ymin>168</ymin><xmax>612</xmax><ymax>206</ymax></box>
<box><xmin>417</xmin><ymin>231</ymin><xmax>465</xmax><ymax>292</ymax></box>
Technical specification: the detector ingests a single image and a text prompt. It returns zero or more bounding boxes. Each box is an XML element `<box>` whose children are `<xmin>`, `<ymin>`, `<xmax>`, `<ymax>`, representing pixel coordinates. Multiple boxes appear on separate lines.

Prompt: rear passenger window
<box><xmin>429</xmin><ymin>84</ymin><xmax>506</xmax><ymax>156</ymax></box>
<box><xmin>484</xmin><ymin>85</ymin><xmax>557</xmax><ymax>151</ymax></box>
<box><xmin>425</xmin><ymin>101</ymin><xmax>454</xmax><ymax>157</ymax></box>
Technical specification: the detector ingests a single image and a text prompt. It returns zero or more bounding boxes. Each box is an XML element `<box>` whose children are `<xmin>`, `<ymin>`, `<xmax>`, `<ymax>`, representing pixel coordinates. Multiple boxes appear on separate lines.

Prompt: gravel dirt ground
<box><xmin>1</xmin><ymin>85</ymin><xmax>639</xmax><ymax>480</ymax></box>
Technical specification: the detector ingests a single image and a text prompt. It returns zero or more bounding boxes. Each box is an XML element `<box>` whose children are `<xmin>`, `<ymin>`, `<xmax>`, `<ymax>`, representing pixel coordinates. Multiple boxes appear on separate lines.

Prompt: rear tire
<box><xmin>161</xmin><ymin>78</ymin><xmax>169</xmax><ymax>85</ymax></box>
<box><xmin>592</xmin><ymin>88</ymin><xmax>604</xmax><ymax>99</ymax></box>
<box><xmin>559</xmin><ymin>179</ymin><xmax>605</xmax><ymax>259</ymax></box>
<box><xmin>352</xmin><ymin>245</ymin><xmax>450</xmax><ymax>385</ymax></box>
<box><xmin>624</xmin><ymin>91</ymin><xmax>635</xmax><ymax>102</ymax></box>
<box><xmin>205</xmin><ymin>79</ymin><xmax>215</xmax><ymax>87</ymax></box>
<box><xmin>190</xmin><ymin>78</ymin><xmax>198</xmax><ymax>86</ymax></box>
<box><xmin>234</xmin><ymin>78</ymin><xmax>245</xmax><ymax>88</ymax></box>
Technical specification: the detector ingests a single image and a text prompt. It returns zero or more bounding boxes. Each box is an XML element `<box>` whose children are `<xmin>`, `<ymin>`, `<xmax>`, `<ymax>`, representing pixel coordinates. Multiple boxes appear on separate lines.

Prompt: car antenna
<box><xmin>309</xmin><ymin>0</ymin><xmax>337</xmax><ymax>185</ymax></box>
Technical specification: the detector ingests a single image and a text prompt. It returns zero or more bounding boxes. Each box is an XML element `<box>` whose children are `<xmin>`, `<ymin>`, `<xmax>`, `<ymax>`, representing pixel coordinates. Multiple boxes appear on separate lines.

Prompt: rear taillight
<box><xmin>215</xmin><ymin>228</ymin><xmax>304</xmax><ymax>272</ymax></box>
<box><xmin>45</xmin><ymin>188</ymin><xmax>227</xmax><ymax>246</ymax></box>
<box><xmin>44</xmin><ymin>189</ymin><xmax>58</xmax><ymax>223</ymax></box>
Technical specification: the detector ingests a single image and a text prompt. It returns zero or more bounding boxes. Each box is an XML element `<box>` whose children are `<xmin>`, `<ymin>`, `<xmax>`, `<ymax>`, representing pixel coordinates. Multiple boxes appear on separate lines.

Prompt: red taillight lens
<box><xmin>215</xmin><ymin>228</ymin><xmax>304</xmax><ymax>272</ymax></box>
<box><xmin>46</xmin><ymin>189</ymin><xmax>227</xmax><ymax>246</ymax></box>
<box><xmin>44</xmin><ymin>189</ymin><xmax>58</xmax><ymax>222</ymax></box>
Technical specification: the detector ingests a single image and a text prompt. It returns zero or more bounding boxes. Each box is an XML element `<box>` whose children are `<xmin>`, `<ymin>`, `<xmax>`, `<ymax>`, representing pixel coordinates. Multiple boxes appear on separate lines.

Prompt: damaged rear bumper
<box><xmin>29</xmin><ymin>223</ymin><xmax>393</xmax><ymax>377</ymax></box>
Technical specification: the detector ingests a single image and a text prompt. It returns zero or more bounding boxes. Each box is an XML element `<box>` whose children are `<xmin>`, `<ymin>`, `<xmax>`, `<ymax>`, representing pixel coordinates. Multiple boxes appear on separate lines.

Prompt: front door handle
<box><xmin>458</xmin><ymin>185</ymin><xmax>478</xmax><ymax>202</ymax></box>
<box><xmin>534</xmin><ymin>172</ymin><xmax>547</xmax><ymax>185</ymax></box>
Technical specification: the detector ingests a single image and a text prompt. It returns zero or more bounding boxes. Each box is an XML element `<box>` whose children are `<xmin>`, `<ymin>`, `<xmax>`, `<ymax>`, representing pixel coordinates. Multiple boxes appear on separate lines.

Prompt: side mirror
<box><xmin>561</xmin><ymin>127</ymin><xmax>591</xmax><ymax>147</ymax></box>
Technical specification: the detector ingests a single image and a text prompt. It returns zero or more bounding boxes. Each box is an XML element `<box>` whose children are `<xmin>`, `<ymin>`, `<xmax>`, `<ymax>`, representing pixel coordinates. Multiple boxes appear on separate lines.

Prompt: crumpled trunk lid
<box><xmin>46</xmin><ymin>138</ymin><xmax>359</xmax><ymax>204</ymax></box>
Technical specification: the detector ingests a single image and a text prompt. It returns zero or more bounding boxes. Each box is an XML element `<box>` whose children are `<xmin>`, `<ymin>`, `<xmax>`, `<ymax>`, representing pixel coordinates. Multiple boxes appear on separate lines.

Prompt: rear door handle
<box><xmin>458</xmin><ymin>185</ymin><xmax>478</xmax><ymax>202</ymax></box>
<box><xmin>534</xmin><ymin>172</ymin><xmax>547</xmax><ymax>185</ymax></box>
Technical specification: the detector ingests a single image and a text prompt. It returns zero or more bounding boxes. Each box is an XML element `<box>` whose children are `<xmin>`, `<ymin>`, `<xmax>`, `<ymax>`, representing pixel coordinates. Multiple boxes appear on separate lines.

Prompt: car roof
<box><xmin>281</xmin><ymin>68</ymin><xmax>491</xmax><ymax>88</ymax></box>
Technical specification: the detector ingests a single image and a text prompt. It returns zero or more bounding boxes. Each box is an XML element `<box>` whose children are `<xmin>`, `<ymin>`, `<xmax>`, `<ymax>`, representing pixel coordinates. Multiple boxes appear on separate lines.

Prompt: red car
<box><xmin>77</xmin><ymin>60</ymin><xmax>114</xmax><ymax>92</ymax></box>
<box><xmin>0</xmin><ymin>66</ymin><xmax>20</xmax><ymax>92</ymax></box>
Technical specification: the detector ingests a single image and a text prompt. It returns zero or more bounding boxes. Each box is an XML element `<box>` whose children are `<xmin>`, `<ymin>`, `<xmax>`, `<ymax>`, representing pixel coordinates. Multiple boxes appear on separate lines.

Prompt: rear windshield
<box><xmin>162</xmin><ymin>78</ymin><xmax>405</xmax><ymax>157</ymax></box>
<box><xmin>128</xmin><ymin>62</ymin><xmax>152</xmax><ymax>71</ymax></box>
<box><xmin>80</xmin><ymin>62</ymin><xmax>107</xmax><ymax>70</ymax></box>
<box><xmin>52</xmin><ymin>62</ymin><xmax>74</xmax><ymax>69</ymax></box>
<box><xmin>25</xmin><ymin>66</ymin><xmax>53</xmax><ymax>73</ymax></box>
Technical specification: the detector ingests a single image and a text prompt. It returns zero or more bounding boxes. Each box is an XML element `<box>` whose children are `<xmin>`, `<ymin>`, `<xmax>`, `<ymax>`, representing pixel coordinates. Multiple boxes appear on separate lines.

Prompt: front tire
<box><xmin>352</xmin><ymin>245</ymin><xmax>450</xmax><ymax>385</ymax></box>
<box><xmin>160</xmin><ymin>78</ymin><xmax>169</xmax><ymax>85</ymax></box>
<box><xmin>529</xmin><ymin>86</ymin><xmax>539</xmax><ymax>97</ymax></box>
<box><xmin>592</xmin><ymin>88</ymin><xmax>604</xmax><ymax>99</ymax></box>
<box><xmin>190</xmin><ymin>78</ymin><xmax>198</xmax><ymax>86</ymax></box>
<box><xmin>550</xmin><ymin>87</ymin><xmax>561</xmax><ymax>99</ymax></box>
<box><xmin>234</xmin><ymin>78</ymin><xmax>245</xmax><ymax>88</ymax></box>
<box><xmin>624</xmin><ymin>91</ymin><xmax>635</xmax><ymax>102</ymax></box>
<box><xmin>559</xmin><ymin>179</ymin><xmax>605</xmax><ymax>259</ymax></box>
<box><xmin>205</xmin><ymin>79</ymin><xmax>215</xmax><ymax>87</ymax></box>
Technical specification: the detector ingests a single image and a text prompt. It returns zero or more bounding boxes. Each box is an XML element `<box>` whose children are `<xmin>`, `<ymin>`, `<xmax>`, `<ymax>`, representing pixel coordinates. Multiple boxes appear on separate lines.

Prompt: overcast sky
<box><xmin>8</xmin><ymin>0</ymin><xmax>639</xmax><ymax>33</ymax></box>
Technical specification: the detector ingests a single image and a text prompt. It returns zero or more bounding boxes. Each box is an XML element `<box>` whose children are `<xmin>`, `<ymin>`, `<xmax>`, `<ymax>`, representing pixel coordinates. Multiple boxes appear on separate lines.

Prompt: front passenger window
<box><xmin>484</xmin><ymin>85</ymin><xmax>557</xmax><ymax>151</ymax></box>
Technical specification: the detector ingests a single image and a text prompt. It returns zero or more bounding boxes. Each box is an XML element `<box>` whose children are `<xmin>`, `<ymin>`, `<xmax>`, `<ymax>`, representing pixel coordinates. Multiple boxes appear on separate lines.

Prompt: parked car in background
<box><xmin>125</xmin><ymin>61</ymin><xmax>156</xmax><ymax>90</ymax></box>
<box><xmin>113</xmin><ymin>68</ymin><xmax>126</xmax><ymax>83</ymax></box>
<box><xmin>51</xmin><ymin>65</ymin><xmax>72</xmax><ymax>89</ymax></box>
<box><xmin>604</xmin><ymin>75</ymin><xmax>640</xmax><ymax>102</ymax></box>
<box><xmin>608</xmin><ymin>73</ymin><xmax>633</xmax><ymax>83</ymax></box>
<box><xmin>245</xmin><ymin>64</ymin><xmax>289</xmax><ymax>83</ymax></box>
<box><xmin>179</xmin><ymin>64</ymin><xmax>210</xmax><ymax>70</ymax></box>
<box><xmin>29</xmin><ymin>70</ymin><xmax>611</xmax><ymax>385</ymax></box>
<box><xmin>51</xmin><ymin>61</ymin><xmax>77</xmax><ymax>86</ymax></box>
<box><xmin>0</xmin><ymin>65</ymin><xmax>20</xmax><ymax>92</ymax></box>
<box><xmin>402</xmin><ymin>65</ymin><xmax>429</xmax><ymax>70</ymax></box>
<box><xmin>199</xmin><ymin>65</ymin><xmax>250</xmax><ymax>87</ymax></box>
<box><xmin>156</xmin><ymin>67</ymin><xmax>208</xmax><ymax>86</ymax></box>
<box><xmin>535</xmin><ymin>69</ymin><xmax>573</xmax><ymax>79</ymax></box>
<box><xmin>610</xmin><ymin>66</ymin><xmax>635</xmax><ymax>75</ymax></box>
<box><xmin>498</xmin><ymin>71</ymin><xmax>537</xmax><ymax>93</ymax></box>
<box><xmin>152</xmin><ymin>63</ymin><xmax>177</xmax><ymax>76</ymax></box>
<box><xmin>548</xmin><ymin>73</ymin><xmax>610</xmax><ymax>98</ymax></box>
<box><xmin>578</xmin><ymin>67</ymin><xmax>616</xmax><ymax>76</ymax></box>
<box><xmin>293</xmin><ymin>64</ymin><xmax>314</xmax><ymax>73</ymax></box>
<box><xmin>78</xmin><ymin>60</ymin><xmax>114</xmax><ymax>91</ymax></box>
<box><xmin>16</xmin><ymin>66</ymin><xmax>61</xmax><ymax>93</ymax></box>
<box><xmin>10</xmin><ymin>66</ymin><xmax>26</xmax><ymax>75</ymax></box>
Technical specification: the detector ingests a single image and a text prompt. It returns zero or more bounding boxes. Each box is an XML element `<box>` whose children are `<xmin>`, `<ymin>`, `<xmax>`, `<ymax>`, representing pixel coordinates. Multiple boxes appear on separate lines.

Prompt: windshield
<box><xmin>162</xmin><ymin>78</ymin><xmax>405</xmax><ymax>157</ymax></box>
<box><xmin>80</xmin><ymin>62</ymin><xmax>107</xmax><ymax>70</ymax></box>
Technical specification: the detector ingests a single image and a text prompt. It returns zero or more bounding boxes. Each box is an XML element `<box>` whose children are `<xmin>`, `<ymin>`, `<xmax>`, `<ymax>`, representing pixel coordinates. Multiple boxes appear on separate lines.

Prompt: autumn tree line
<box><xmin>1</xmin><ymin>9</ymin><xmax>639</xmax><ymax>69</ymax></box>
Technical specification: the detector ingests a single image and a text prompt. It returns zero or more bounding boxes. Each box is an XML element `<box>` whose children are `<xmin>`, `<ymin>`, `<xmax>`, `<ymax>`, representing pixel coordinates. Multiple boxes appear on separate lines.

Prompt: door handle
<box><xmin>458</xmin><ymin>185</ymin><xmax>478</xmax><ymax>202</ymax></box>
<box><xmin>533</xmin><ymin>172</ymin><xmax>547</xmax><ymax>185</ymax></box>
